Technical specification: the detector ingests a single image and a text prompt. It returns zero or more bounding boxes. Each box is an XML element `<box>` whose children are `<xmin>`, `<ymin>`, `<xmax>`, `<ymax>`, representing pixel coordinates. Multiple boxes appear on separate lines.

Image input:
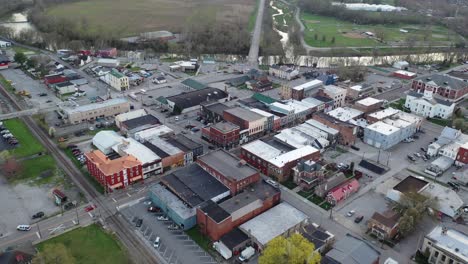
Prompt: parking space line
<box><xmin>127</xmin><ymin>193</ymin><xmax>131</xmax><ymax>197</ymax></box>
<box><xmin>112</xmin><ymin>198</ymin><xmax>117</xmax><ymax>202</ymax></box>
<box><xmin>167</xmin><ymin>250</ymin><xmax>175</xmax><ymax>262</ymax></box>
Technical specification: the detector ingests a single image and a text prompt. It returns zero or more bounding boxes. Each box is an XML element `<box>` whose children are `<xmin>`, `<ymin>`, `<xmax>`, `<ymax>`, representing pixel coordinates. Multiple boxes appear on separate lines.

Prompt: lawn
<box><xmin>281</xmin><ymin>179</ymin><xmax>298</xmax><ymax>190</ymax></box>
<box><xmin>16</xmin><ymin>155</ymin><xmax>57</xmax><ymax>184</ymax></box>
<box><xmin>389</xmin><ymin>98</ymin><xmax>406</xmax><ymax>111</ymax></box>
<box><xmin>186</xmin><ymin>227</ymin><xmax>214</xmax><ymax>254</ymax></box>
<box><xmin>427</xmin><ymin>117</ymin><xmax>452</xmax><ymax>127</ymax></box>
<box><xmin>47</xmin><ymin>0</ymin><xmax>255</xmax><ymax>37</ymax></box>
<box><xmin>3</xmin><ymin>118</ymin><xmax>45</xmax><ymax>158</ymax></box>
<box><xmin>0</xmin><ymin>73</ymin><xmax>16</xmax><ymax>93</ymax></box>
<box><xmin>37</xmin><ymin>224</ymin><xmax>128</xmax><ymax>264</ymax></box>
<box><xmin>301</xmin><ymin>12</ymin><xmax>462</xmax><ymax>48</ymax></box>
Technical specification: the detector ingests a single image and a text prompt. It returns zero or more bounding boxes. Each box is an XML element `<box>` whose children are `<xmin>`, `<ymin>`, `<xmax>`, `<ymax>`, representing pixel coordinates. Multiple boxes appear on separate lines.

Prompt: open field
<box><xmin>17</xmin><ymin>155</ymin><xmax>57</xmax><ymax>184</ymax></box>
<box><xmin>46</xmin><ymin>0</ymin><xmax>255</xmax><ymax>36</ymax></box>
<box><xmin>3</xmin><ymin>118</ymin><xmax>45</xmax><ymax>157</ymax></box>
<box><xmin>301</xmin><ymin>13</ymin><xmax>463</xmax><ymax>47</ymax></box>
<box><xmin>37</xmin><ymin>224</ymin><xmax>129</xmax><ymax>264</ymax></box>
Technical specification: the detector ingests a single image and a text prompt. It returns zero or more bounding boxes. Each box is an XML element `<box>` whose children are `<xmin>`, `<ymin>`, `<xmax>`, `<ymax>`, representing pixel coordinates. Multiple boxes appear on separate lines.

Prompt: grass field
<box><xmin>47</xmin><ymin>0</ymin><xmax>255</xmax><ymax>36</ymax></box>
<box><xmin>301</xmin><ymin>13</ymin><xmax>462</xmax><ymax>47</ymax></box>
<box><xmin>17</xmin><ymin>155</ymin><xmax>57</xmax><ymax>184</ymax></box>
<box><xmin>3</xmin><ymin>118</ymin><xmax>45</xmax><ymax>158</ymax></box>
<box><xmin>0</xmin><ymin>74</ymin><xmax>16</xmax><ymax>93</ymax></box>
<box><xmin>37</xmin><ymin>224</ymin><xmax>128</xmax><ymax>264</ymax></box>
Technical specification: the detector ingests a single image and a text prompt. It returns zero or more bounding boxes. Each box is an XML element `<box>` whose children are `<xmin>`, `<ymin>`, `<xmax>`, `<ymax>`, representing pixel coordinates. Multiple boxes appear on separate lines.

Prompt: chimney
<box><xmin>442</xmin><ymin>226</ymin><xmax>448</xmax><ymax>235</ymax></box>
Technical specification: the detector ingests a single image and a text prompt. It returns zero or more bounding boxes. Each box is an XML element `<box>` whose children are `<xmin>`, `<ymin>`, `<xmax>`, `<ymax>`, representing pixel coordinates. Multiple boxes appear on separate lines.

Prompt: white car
<box><xmin>157</xmin><ymin>215</ymin><xmax>169</xmax><ymax>221</ymax></box>
<box><xmin>17</xmin><ymin>225</ymin><xmax>31</xmax><ymax>231</ymax></box>
<box><xmin>265</xmin><ymin>179</ymin><xmax>279</xmax><ymax>188</ymax></box>
<box><xmin>153</xmin><ymin>237</ymin><xmax>160</xmax><ymax>248</ymax></box>
<box><xmin>346</xmin><ymin>210</ymin><xmax>356</xmax><ymax>217</ymax></box>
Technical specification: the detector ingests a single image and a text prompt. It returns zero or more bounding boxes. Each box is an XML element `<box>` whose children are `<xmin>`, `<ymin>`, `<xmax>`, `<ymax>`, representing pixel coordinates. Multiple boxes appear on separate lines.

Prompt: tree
<box><xmin>331</xmin><ymin>36</ymin><xmax>335</xmax><ymax>44</ymax></box>
<box><xmin>375</xmin><ymin>29</ymin><xmax>386</xmax><ymax>42</ymax></box>
<box><xmin>14</xmin><ymin>52</ymin><xmax>27</xmax><ymax>66</ymax></box>
<box><xmin>259</xmin><ymin>233</ymin><xmax>321</xmax><ymax>264</ymax></box>
<box><xmin>26</xmin><ymin>58</ymin><xmax>37</xmax><ymax>69</ymax></box>
<box><xmin>453</xmin><ymin>118</ymin><xmax>466</xmax><ymax>132</ymax></box>
<box><xmin>33</xmin><ymin>243</ymin><xmax>75</xmax><ymax>264</ymax></box>
<box><xmin>314</xmin><ymin>34</ymin><xmax>318</xmax><ymax>40</ymax></box>
<box><xmin>394</xmin><ymin>192</ymin><xmax>438</xmax><ymax>237</ymax></box>
<box><xmin>322</xmin><ymin>35</ymin><xmax>326</xmax><ymax>42</ymax></box>
<box><xmin>2</xmin><ymin>158</ymin><xmax>22</xmax><ymax>179</ymax></box>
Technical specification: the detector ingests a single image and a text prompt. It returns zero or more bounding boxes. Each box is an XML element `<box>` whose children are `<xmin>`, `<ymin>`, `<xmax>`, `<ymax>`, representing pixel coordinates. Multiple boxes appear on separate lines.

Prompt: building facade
<box><xmin>319</xmin><ymin>85</ymin><xmax>347</xmax><ymax>108</ymax></box>
<box><xmin>421</xmin><ymin>226</ymin><xmax>468</xmax><ymax>264</ymax></box>
<box><xmin>412</xmin><ymin>74</ymin><xmax>468</xmax><ymax>102</ymax></box>
<box><xmin>405</xmin><ymin>90</ymin><xmax>455</xmax><ymax>119</ymax></box>
<box><xmin>102</xmin><ymin>69</ymin><xmax>129</xmax><ymax>91</ymax></box>
<box><xmin>223</xmin><ymin>107</ymin><xmax>266</xmax><ymax>138</ymax></box>
<box><xmin>62</xmin><ymin>98</ymin><xmax>131</xmax><ymax>124</ymax></box>
<box><xmin>269</xmin><ymin>65</ymin><xmax>300</xmax><ymax>80</ymax></box>
<box><xmin>201</xmin><ymin>122</ymin><xmax>240</xmax><ymax>149</ymax></box>
<box><xmin>312</xmin><ymin>113</ymin><xmax>357</xmax><ymax>146</ymax></box>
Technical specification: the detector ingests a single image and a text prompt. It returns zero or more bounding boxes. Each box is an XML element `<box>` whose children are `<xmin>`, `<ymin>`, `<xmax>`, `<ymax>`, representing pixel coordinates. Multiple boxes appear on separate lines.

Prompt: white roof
<box><xmin>356</xmin><ymin>97</ymin><xmax>382</xmax><ymax>106</ymax></box>
<box><xmin>394</xmin><ymin>70</ymin><xmax>416</xmax><ymax>76</ymax></box>
<box><xmin>420</xmin><ymin>183</ymin><xmax>463</xmax><ymax>218</ymax></box>
<box><xmin>97</xmin><ymin>58</ymin><xmax>119</xmax><ymax>64</ymax></box>
<box><xmin>242</xmin><ymin>140</ymin><xmax>282</xmax><ymax>161</ymax></box>
<box><xmin>269</xmin><ymin>145</ymin><xmax>318</xmax><ymax>167</ymax></box>
<box><xmin>92</xmin><ymin>130</ymin><xmax>123</xmax><ymax>154</ymax></box>
<box><xmin>292</xmin><ymin>80</ymin><xmax>323</xmax><ymax>91</ymax></box>
<box><xmin>327</xmin><ymin>107</ymin><xmax>363</xmax><ymax>122</ymax></box>
<box><xmin>366</xmin><ymin>121</ymin><xmax>399</xmax><ymax>135</ymax></box>
<box><xmin>323</xmin><ymin>85</ymin><xmax>346</xmax><ymax>95</ymax></box>
<box><xmin>274</xmin><ymin>130</ymin><xmax>311</xmax><ymax>149</ymax></box>
<box><xmin>270</xmin><ymin>102</ymin><xmax>296</xmax><ymax>114</ymax></box>
<box><xmin>64</xmin><ymin>98</ymin><xmax>129</xmax><ymax>115</ymax></box>
<box><xmin>285</xmin><ymin>101</ymin><xmax>310</xmax><ymax>113</ymax></box>
<box><xmin>306</xmin><ymin>119</ymin><xmax>339</xmax><ymax>135</ymax></box>
<box><xmin>394</xmin><ymin>111</ymin><xmax>422</xmax><ymax>125</ymax></box>
<box><xmin>383</xmin><ymin>118</ymin><xmax>412</xmax><ymax>129</ymax></box>
<box><xmin>250</xmin><ymin>108</ymin><xmax>275</xmax><ymax>118</ymax></box>
<box><xmin>301</xmin><ymin>97</ymin><xmax>325</xmax><ymax>108</ymax></box>
<box><xmin>240</xmin><ymin>203</ymin><xmax>308</xmax><ymax>246</ymax></box>
<box><xmin>115</xmin><ymin>109</ymin><xmax>147</xmax><ymax>124</ymax></box>
<box><xmin>368</xmin><ymin>107</ymin><xmax>399</xmax><ymax>120</ymax></box>
<box><xmin>134</xmin><ymin>125</ymin><xmax>173</xmax><ymax>141</ymax></box>
<box><xmin>350</xmin><ymin>85</ymin><xmax>363</xmax><ymax>91</ymax></box>
<box><xmin>148</xmin><ymin>137</ymin><xmax>182</xmax><ymax>156</ymax></box>
<box><xmin>112</xmin><ymin>137</ymin><xmax>160</xmax><ymax>164</ymax></box>
<box><xmin>426</xmin><ymin>226</ymin><xmax>468</xmax><ymax>262</ymax></box>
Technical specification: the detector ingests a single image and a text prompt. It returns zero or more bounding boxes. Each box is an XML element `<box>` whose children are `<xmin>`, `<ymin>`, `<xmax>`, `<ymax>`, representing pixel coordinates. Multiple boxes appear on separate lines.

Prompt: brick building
<box><xmin>353</xmin><ymin>97</ymin><xmax>383</xmax><ymax>113</ymax></box>
<box><xmin>312</xmin><ymin>113</ymin><xmax>357</xmax><ymax>146</ymax></box>
<box><xmin>197</xmin><ymin>180</ymin><xmax>280</xmax><ymax>241</ymax></box>
<box><xmin>85</xmin><ymin>150</ymin><xmax>142</xmax><ymax>192</ymax></box>
<box><xmin>455</xmin><ymin>142</ymin><xmax>468</xmax><ymax>166</ymax></box>
<box><xmin>367</xmin><ymin>210</ymin><xmax>401</xmax><ymax>239</ymax></box>
<box><xmin>201</xmin><ymin>122</ymin><xmax>240</xmax><ymax>149</ymax></box>
<box><xmin>197</xmin><ymin>150</ymin><xmax>260</xmax><ymax>195</ymax></box>
<box><xmin>223</xmin><ymin>107</ymin><xmax>266</xmax><ymax>138</ymax></box>
<box><xmin>412</xmin><ymin>74</ymin><xmax>468</xmax><ymax>102</ymax></box>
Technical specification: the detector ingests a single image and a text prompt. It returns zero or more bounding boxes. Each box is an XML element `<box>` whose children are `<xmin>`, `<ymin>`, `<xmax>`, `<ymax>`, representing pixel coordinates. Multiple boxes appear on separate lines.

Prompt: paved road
<box><xmin>248</xmin><ymin>0</ymin><xmax>266</xmax><ymax>67</ymax></box>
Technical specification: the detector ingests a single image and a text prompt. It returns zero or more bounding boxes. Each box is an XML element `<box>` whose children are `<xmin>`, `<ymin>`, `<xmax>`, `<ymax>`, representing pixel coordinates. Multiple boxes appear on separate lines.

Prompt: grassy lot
<box><xmin>47</xmin><ymin>0</ymin><xmax>255</xmax><ymax>37</ymax></box>
<box><xmin>389</xmin><ymin>98</ymin><xmax>406</xmax><ymax>111</ymax></box>
<box><xmin>0</xmin><ymin>73</ymin><xmax>16</xmax><ymax>93</ymax></box>
<box><xmin>281</xmin><ymin>179</ymin><xmax>298</xmax><ymax>190</ymax></box>
<box><xmin>3</xmin><ymin>118</ymin><xmax>45</xmax><ymax>158</ymax></box>
<box><xmin>37</xmin><ymin>224</ymin><xmax>128</xmax><ymax>264</ymax></box>
<box><xmin>427</xmin><ymin>117</ymin><xmax>452</xmax><ymax>127</ymax></box>
<box><xmin>186</xmin><ymin>227</ymin><xmax>214</xmax><ymax>255</ymax></box>
<box><xmin>16</xmin><ymin>155</ymin><xmax>57</xmax><ymax>184</ymax></box>
<box><xmin>301</xmin><ymin>12</ymin><xmax>462</xmax><ymax>47</ymax></box>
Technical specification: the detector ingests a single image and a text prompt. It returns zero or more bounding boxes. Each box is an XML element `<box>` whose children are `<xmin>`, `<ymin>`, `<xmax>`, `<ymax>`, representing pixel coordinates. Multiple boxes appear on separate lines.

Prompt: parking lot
<box><xmin>120</xmin><ymin>200</ymin><xmax>217</xmax><ymax>264</ymax></box>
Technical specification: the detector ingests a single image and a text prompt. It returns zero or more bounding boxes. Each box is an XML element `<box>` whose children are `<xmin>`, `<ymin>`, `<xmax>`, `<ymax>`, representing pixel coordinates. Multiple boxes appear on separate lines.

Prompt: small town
<box><xmin>0</xmin><ymin>0</ymin><xmax>468</xmax><ymax>263</ymax></box>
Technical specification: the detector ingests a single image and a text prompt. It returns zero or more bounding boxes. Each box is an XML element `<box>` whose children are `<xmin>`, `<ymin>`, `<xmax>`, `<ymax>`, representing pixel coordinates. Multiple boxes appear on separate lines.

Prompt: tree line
<box><xmin>0</xmin><ymin>0</ymin><xmax>30</xmax><ymax>18</ymax></box>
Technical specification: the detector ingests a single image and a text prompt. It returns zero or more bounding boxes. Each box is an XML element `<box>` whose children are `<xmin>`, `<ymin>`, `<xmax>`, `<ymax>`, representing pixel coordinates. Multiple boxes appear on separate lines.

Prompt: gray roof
<box><xmin>416</xmin><ymin>74</ymin><xmax>468</xmax><ymax>90</ymax></box>
<box><xmin>212</xmin><ymin>122</ymin><xmax>240</xmax><ymax>133</ymax></box>
<box><xmin>170</xmin><ymin>134</ymin><xmax>202</xmax><ymax>151</ymax></box>
<box><xmin>326</xmin><ymin>234</ymin><xmax>380</xmax><ymax>264</ymax></box>
<box><xmin>203</xmin><ymin>102</ymin><xmax>231</xmax><ymax>116</ymax></box>
<box><xmin>224</xmin><ymin>107</ymin><xmax>264</xmax><ymax>122</ymax></box>
<box><xmin>408</xmin><ymin>91</ymin><xmax>454</xmax><ymax>106</ymax></box>
<box><xmin>166</xmin><ymin>88</ymin><xmax>228</xmax><ymax>110</ymax></box>
<box><xmin>64</xmin><ymin>98</ymin><xmax>129</xmax><ymax>115</ymax></box>
<box><xmin>198</xmin><ymin>150</ymin><xmax>257</xmax><ymax>181</ymax></box>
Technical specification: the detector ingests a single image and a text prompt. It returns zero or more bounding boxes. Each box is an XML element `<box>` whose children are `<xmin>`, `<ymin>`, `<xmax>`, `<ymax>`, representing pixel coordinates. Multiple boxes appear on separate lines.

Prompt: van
<box><xmin>153</xmin><ymin>237</ymin><xmax>160</xmax><ymax>248</ymax></box>
<box><xmin>17</xmin><ymin>225</ymin><xmax>31</xmax><ymax>231</ymax></box>
<box><xmin>140</xmin><ymin>89</ymin><xmax>147</xmax><ymax>94</ymax></box>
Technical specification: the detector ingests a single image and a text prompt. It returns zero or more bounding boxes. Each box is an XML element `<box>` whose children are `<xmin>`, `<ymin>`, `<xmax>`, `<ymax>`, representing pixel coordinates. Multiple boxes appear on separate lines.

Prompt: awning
<box><xmin>130</xmin><ymin>175</ymin><xmax>143</xmax><ymax>182</ymax></box>
<box><xmin>109</xmin><ymin>182</ymin><xmax>123</xmax><ymax>189</ymax></box>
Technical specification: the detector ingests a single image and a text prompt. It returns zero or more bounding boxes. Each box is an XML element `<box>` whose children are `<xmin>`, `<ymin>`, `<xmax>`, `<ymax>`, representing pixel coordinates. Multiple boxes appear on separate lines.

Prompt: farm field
<box><xmin>301</xmin><ymin>13</ymin><xmax>463</xmax><ymax>48</ymax></box>
<box><xmin>46</xmin><ymin>0</ymin><xmax>256</xmax><ymax>36</ymax></box>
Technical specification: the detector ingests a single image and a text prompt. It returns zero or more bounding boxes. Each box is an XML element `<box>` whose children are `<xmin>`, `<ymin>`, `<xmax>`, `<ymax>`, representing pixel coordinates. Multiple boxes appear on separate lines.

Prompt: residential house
<box><xmin>326</xmin><ymin>178</ymin><xmax>360</xmax><ymax>205</ymax></box>
<box><xmin>367</xmin><ymin>210</ymin><xmax>400</xmax><ymax>239</ymax></box>
<box><xmin>269</xmin><ymin>64</ymin><xmax>300</xmax><ymax>80</ymax></box>
<box><xmin>301</xmin><ymin>223</ymin><xmax>335</xmax><ymax>253</ymax></box>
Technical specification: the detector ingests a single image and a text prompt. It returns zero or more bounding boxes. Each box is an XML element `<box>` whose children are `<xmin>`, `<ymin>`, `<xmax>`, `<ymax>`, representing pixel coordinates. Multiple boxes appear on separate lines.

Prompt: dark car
<box><xmin>448</xmin><ymin>182</ymin><xmax>460</xmax><ymax>191</ymax></box>
<box><xmin>413</xmin><ymin>135</ymin><xmax>419</xmax><ymax>139</ymax></box>
<box><xmin>67</xmin><ymin>144</ymin><xmax>77</xmax><ymax>149</ymax></box>
<box><xmin>32</xmin><ymin>212</ymin><xmax>45</xmax><ymax>219</ymax></box>
<box><xmin>136</xmin><ymin>219</ymin><xmax>143</xmax><ymax>227</ymax></box>
<box><xmin>354</xmin><ymin>215</ymin><xmax>364</xmax><ymax>223</ymax></box>
<box><xmin>350</xmin><ymin>145</ymin><xmax>360</xmax><ymax>151</ymax></box>
<box><xmin>420</xmin><ymin>147</ymin><xmax>426</xmax><ymax>152</ymax></box>
<box><xmin>148</xmin><ymin>206</ymin><xmax>161</xmax><ymax>212</ymax></box>
<box><xmin>38</xmin><ymin>93</ymin><xmax>47</xmax><ymax>97</ymax></box>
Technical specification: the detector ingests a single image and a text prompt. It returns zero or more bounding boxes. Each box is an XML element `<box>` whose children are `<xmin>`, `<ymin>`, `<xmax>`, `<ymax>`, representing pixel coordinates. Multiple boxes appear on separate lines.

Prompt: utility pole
<box><xmin>37</xmin><ymin>223</ymin><xmax>42</xmax><ymax>239</ymax></box>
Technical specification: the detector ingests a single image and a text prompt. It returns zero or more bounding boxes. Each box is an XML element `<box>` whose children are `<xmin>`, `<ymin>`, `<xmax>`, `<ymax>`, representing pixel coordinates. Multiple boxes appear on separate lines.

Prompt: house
<box><xmin>301</xmin><ymin>223</ymin><xmax>335</xmax><ymax>253</ymax></box>
<box><xmin>455</xmin><ymin>142</ymin><xmax>468</xmax><ymax>166</ymax></box>
<box><xmin>393</xmin><ymin>70</ymin><xmax>416</xmax><ymax>80</ymax></box>
<box><xmin>149</xmin><ymin>164</ymin><xmax>230</xmax><ymax>230</ymax></box>
<box><xmin>223</xmin><ymin>107</ymin><xmax>266</xmax><ymax>138</ymax></box>
<box><xmin>239</xmin><ymin>203</ymin><xmax>308</xmax><ymax>250</ymax></box>
<box><xmin>326</xmin><ymin>178</ymin><xmax>360</xmax><ymax>205</ymax></box>
<box><xmin>269</xmin><ymin>64</ymin><xmax>300</xmax><ymax>80</ymax></box>
<box><xmin>421</xmin><ymin>225</ymin><xmax>468</xmax><ymax>264</ymax></box>
<box><xmin>102</xmin><ymin>69</ymin><xmax>129</xmax><ymax>91</ymax></box>
<box><xmin>197</xmin><ymin>180</ymin><xmax>280</xmax><ymax>241</ymax></box>
<box><xmin>367</xmin><ymin>210</ymin><xmax>400</xmax><ymax>239</ymax></box>
<box><xmin>85</xmin><ymin>150</ymin><xmax>142</xmax><ymax>192</ymax></box>
<box><xmin>281</xmin><ymin>79</ymin><xmax>323</xmax><ymax>100</ymax></box>
<box><xmin>197</xmin><ymin>149</ymin><xmax>260</xmax><ymax>195</ymax></box>
<box><xmin>164</xmin><ymin>88</ymin><xmax>228</xmax><ymax>114</ymax></box>
<box><xmin>201</xmin><ymin>122</ymin><xmax>240</xmax><ymax>149</ymax></box>
<box><xmin>405</xmin><ymin>90</ymin><xmax>455</xmax><ymax>119</ymax></box>
<box><xmin>245</xmin><ymin>77</ymin><xmax>273</xmax><ymax>92</ymax></box>
<box><xmin>323</xmin><ymin>234</ymin><xmax>380</xmax><ymax>264</ymax></box>
<box><xmin>60</xmin><ymin>98</ymin><xmax>130</xmax><ymax>124</ymax></box>
<box><xmin>241</xmin><ymin>140</ymin><xmax>320</xmax><ymax>182</ymax></box>
<box><xmin>0</xmin><ymin>40</ymin><xmax>12</xmax><ymax>48</ymax></box>
<box><xmin>427</xmin><ymin>127</ymin><xmax>468</xmax><ymax>160</ymax></box>
<box><xmin>318</xmin><ymin>85</ymin><xmax>347</xmax><ymax>108</ymax></box>
<box><xmin>314</xmin><ymin>172</ymin><xmax>347</xmax><ymax>198</ymax></box>
<box><xmin>0</xmin><ymin>249</ymin><xmax>34</xmax><ymax>264</ymax></box>
<box><xmin>411</xmin><ymin>74</ymin><xmax>468</xmax><ymax>102</ymax></box>
<box><xmin>0</xmin><ymin>54</ymin><xmax>11</xmax><ymax>70</ymax></box>
<box><xmin>53</xmin><ymin>81</ymin><xmax>76</xmax><ymax>95</ymax></box>
<box><xmin>293</xmin><ymin>160</ymin><xmax>326</xmax><ymax>190</ymax></box>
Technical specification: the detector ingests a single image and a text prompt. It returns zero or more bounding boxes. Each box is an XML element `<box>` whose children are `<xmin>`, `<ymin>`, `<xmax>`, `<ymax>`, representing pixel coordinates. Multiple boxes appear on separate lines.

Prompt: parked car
<box><xmin>153</xmin><ymin>237</ymin><xmax>160</xmax><ymax>248</ymax></box>
<box><xmin>265</xmin><ymin>179</ymin><xmax>279</xmax><ymax>188</ymax></box>
<box><xmin>67</xmin><ymin>144</ymin><xmax>77</xmax><ymax>149</ymax></box>
<box><xmin>168</xmin><ymin>224</ymin><xmax>180</xmax><ymax>230</ymax></box>
<box><xmin>413</xmin><ymin>135</ymin><xmax>419</xmax><ymax>139</ymax></box>
<box><xmin>448</xmin><ymin>182</ymin><xmax>460</xmax><ymax>191</ymax></box>
<box><xmin>420</xmin><ymin>147</ymin><xmax>426</xmax><ymax>152</ymax></box>
<box><xmin>32</xmin><ymin>212</ymin><xmax>45</xmax><ymax>219</ymax></box>
<box><xmin>84</xmin><ymin>204</ymin><xmax>96</xmax><ymax>212</ymax></box>
<box><xmin>136</xmin><ymin>219</ymin><xmax>143</xmax><ymax>227</ymax></box>
<box><xmin>157</xmin><ymin>215</ymin><xmax>169</xmax><ymax>221</ymax></box>
<box><xmin>415</xmin><ymin>153</ymin><xmax>422</xmax><ymax>158</ymax></box>
<box><xmin>147</xmin><ymin>206</ymin><xmax>161</xmax><ymax>212</ymax></box>
<box><xmin>354</xmin><ymin>215</ymin><xmax>364</xmax><ymax>223</ymax></box>
<box><xmin>17</xmin><ymin>225</ymin><xmax>31</xmax><ymax>231</ymax></box>
<box><xmin>38</xmin><ymin>93</ymin><xmax>47</xmax><ymax>97</ymax></box>
<box><xmin>350</xmin><ymin>145</ymin><xmax>360</xmax><ymax>151</ymax></box>
<box><xmin>346</xmin><ymin>210</ymin><xmax>356</xmax><ymax>217</ymax></box>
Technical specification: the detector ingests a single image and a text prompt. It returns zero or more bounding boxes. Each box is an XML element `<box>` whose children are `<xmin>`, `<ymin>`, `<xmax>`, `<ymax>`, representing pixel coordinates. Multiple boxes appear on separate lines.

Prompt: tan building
<box><xmin>102</xmin><ymin>69</ymin><xmax>129</xmax><ymax>91</ymax></box>
<box><xmin>62</xmin><ymin>98</ymin><xmax>131</xmax><ymax>124</ymax></box>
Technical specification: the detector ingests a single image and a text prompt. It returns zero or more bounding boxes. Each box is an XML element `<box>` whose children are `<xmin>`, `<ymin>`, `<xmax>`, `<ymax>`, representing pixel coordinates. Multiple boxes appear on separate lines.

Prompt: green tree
<box><xmin>26</xmin><ymin>58</ymin><xmax>37</xmax><ymax>69</ymax></box>
<box><xmin>314</xmin><ymin>34</ymin><xmax>318</xmax><ymax>40</ymax></box>
<box><xmin>322</xmin><ymin>35</ymin><xmax>326</xmax><ymax>42</ymax></box>
<box><xmin>33</xmin><ymin>243</ymin><xmax>76</xmax><ymax>264</ymax></box>
<box><xmin>394</xmin><ymin>192</ymin><xmax>438</xmax><ymax>237</ymax></box>
<box><xmin>331</xmin><ymin>36</ymin><xmax>335</xmax><ymax>44</ymax></box>
<box><xmin>453</xmin><ymin>118</ymin><xmax>466</xmax><ymax>132</ymax></box>
<box><xmin>259</xmin><ymin>233</ymin><xmax>321</xmax><ymax>264</ymax></box>
<box><xmin>14</xmin><ymin>52</ymin><xmax>27</xmax><ymax>66</ymax></box>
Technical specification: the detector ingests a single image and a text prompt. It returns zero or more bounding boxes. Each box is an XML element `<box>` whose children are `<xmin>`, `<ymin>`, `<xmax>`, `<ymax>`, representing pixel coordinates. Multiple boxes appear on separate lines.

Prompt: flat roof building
<box><xmin>324</xmin><ymin>234</ymin><xmax>380</xmax><ymax>264</ymax></box>
<box><xmin>421</xmin><ymin>225</ymin><xmax>468</xmax><ymax>264</ymax></box>
<box><xmin>62</xmin><ymin>98</ymin><xmax>130</xmax><ymax>124</ymax></box>
<box><xmin>165</xmin><ymin>88</ymin><xmax>228</xmax><ymax>114</ymax></box>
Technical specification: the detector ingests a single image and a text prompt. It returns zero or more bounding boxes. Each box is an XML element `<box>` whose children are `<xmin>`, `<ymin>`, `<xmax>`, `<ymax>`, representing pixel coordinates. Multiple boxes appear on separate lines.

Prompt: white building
<box><xmin>392</xmin><ymin>61</ymin><xmax>409</xmax><ymax>70</ymax></box>
<box><xmin>134</xmin><ymin>125</ymin><xmax>174</xmax><ymax>141</ymax></box>
<box><xmin>92</xmin><ymin>130</ymin><xmax>124</xmax><ymax>154</ymax></box>
<box><xmin>321</xmin><ymin>85</ymin><xmax>347</xmax><ymax>108</ymax></box>
<box><xmin>327</xmin><ymin>107</ymin><xmax>363</xmax><ymax>123</ymax></box>
<box><xmin>54</xmin><ymin>81</ymin><xmax>76</xmax><ymax>95</ymax></box>
<box><xmin>112</xmin><ymin>137</ymin><xmax>162</xmax><ymax>176</ymax></box>
<box><xmin>96</xmin><ymin>58</ymin><xmax>120</xmax><ymax>67</ymax></box>
<box><xmin>405</xmin><ymin>90</ymin><xmax>456</xmax><ymax>119</ymax></box>
<box><xmin>115</xmin><ymin>109</ymin><xmax>147</xmax><ymax>128</ymax></box>
<box><xmin>421</xmin><ymin>226</ymin><xmax>468</xmax><ymax>264</ymax></box>
<box><xmin>102</xmin><ymin>69</ymin><xmax>129</xmax><ymax>91</ymax></box>
<box><xmin>427</xmin><ymin>127</ymin><xmax>468</xmax><ymax>161</ymax></box>
<box><xmin>269</xmin><ymin>65</ymin><xmax>300</xmax><ymax>80</ymax></box>
<box><xmin>0</xmin><ymin>41</ymin><xmax>12</xmax><ymax>48</ymax></box>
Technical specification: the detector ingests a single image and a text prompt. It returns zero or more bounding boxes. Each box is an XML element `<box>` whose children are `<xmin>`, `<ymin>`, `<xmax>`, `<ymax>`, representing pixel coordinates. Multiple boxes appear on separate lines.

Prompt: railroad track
<box><xmin>0</xmin><ymin>85</ymin><xmax>160</xmax><ymax>264</ymax></box>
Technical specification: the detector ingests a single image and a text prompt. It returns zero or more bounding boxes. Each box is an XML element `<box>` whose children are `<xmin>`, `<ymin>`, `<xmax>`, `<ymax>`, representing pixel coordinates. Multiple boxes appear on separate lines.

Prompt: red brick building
<box><xmin>412</xmin><ymin>74</ymin><xmax>468</xmax><ymax>102</ymax></box>
<box><xmin>85</xmin><ymin>150</ymin><xmax>143</xmax><ymax>192</ymax></box>
<box><xmin>197</xmin><ymin>180</ymin><xmax>281</xmax><ymax>241</ymax></box>
<box><xmin>197</xmin><ymin>150</ymin><xmax>260</xmax><ymax>195</ymax></box>
<box><xmin>455</xmin><ymin>143</ymin><xmax>468</xmax><ymax>166</ymax></box>
<box><xmin>312</xmin><ymin>113</ymin><xmax>357</xmax><ymax>146</ymax></box>
<box><xmin>201</xmin><ymin>122</ymin><xmax>240</xmax><ymax>149</ymax></box>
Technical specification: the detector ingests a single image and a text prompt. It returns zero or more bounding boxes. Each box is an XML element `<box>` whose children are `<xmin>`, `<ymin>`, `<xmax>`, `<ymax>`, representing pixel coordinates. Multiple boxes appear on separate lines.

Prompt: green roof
<box><xmin>110</xmin><ymin>69</ymin><xmax>125</xmax><ymax>78</ymax></box>
<box><xmin>157</xmin><ymin>96</ymin><xmax>168</xmax><ymax>104</ymax></box>
<box><xmin>181</xmin><ymin>78</ymin><xmax>207</xmax><ymax>90</ymax></box>
<box><xmin>252</xmin><ymin>93</ymin><xmax>277</xmax><ymax>104</ymax></box>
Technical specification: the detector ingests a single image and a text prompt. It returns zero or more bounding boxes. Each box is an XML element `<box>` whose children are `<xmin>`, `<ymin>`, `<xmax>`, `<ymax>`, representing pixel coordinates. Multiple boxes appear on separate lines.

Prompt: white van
<box><xmin>17</xmin><ymin>225</ymin><xmax>31</xmax><ymax>231</ymax></box>
<box><xmin>153</xmin><ymin>237</ymin><xmax>160</xmax><ymax>248</ymax></box>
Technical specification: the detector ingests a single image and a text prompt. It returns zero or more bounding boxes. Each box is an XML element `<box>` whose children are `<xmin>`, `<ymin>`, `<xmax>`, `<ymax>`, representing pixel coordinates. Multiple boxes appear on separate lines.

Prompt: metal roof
<box><xmin>326</xmin><ymin>234</ymin><xmax>380</xmax><ymax>264</ymax></box>
<box><xmin>198</xmin><ymin>150</ymin><xmax>257</xmax><ymax>181</ymax></box>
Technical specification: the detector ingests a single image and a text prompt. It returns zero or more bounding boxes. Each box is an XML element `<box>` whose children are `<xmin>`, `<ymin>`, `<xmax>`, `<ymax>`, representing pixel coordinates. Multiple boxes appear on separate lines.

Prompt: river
<box><xmin>0</xmin><ymin>12</ymin><xmax>36</xmax><ymax>36</ymax></box>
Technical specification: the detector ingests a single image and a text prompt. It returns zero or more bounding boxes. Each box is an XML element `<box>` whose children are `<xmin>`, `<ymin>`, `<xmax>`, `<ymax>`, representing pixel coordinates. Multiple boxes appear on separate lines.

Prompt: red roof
<box><xmin>327</xmin><ymin>178</ymin><xmax>360</xmax><ymax>202</ymax></box>
<box><xmin>52</xmin><ymin>189</ymin><xmax>67</xmax><ymax>199</ymax></box>
<box><xmin>44</xmin><ymin>75</ymin><xmax>68</xmax><ymax>85</ymax></box>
